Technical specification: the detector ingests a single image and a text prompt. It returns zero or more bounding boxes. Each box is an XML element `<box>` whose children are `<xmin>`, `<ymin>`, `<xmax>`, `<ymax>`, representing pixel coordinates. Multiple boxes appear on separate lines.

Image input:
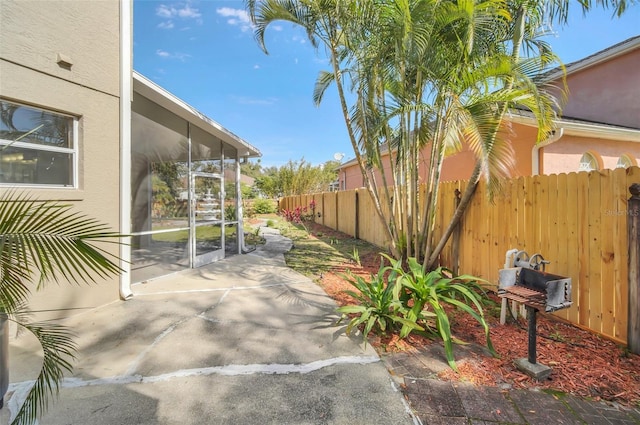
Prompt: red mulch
<box><xmin>304</xmin><ymin>222</ymin><xmax>640</xmax><ymax>407</ymax></box>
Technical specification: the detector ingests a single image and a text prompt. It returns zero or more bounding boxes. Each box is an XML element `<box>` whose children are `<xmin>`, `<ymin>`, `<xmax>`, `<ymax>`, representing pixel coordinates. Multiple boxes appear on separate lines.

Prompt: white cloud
<box><xmin>156</xmin><ymin>3</ymin><xmax>201</xmax><ymax>23</ymax></box>
<box><xmin>157</xmin><ymin>20</ymin><xmax>174</xmax><ymax>29</ymax></box>
<box><xmin>156</xmin><ymin>49</ymin><xmax>191</xmax><ymax>62</ymax></box>
<box><xmin>272</xmin><ymin>25</ymin><xmax>283</xmax><ymax>32</ymax></box>
<box><xmin>217</xmin><ymin>7</ymin><xmax>254</xmax><ymax>32</ymax></box>
<box><xmin>156</xmin><ymin>4</ymin><xmax>174</xmax><ymax>18</ymax></box>
<box><xmin>253</xmin><ymin>64</ymin><xmax>260</xmax><ymax>69</ymax></box>
<box><xmin>177</xmin><ymin>4</ymin><xmax>201</xmax><ymax>18</ymax></box>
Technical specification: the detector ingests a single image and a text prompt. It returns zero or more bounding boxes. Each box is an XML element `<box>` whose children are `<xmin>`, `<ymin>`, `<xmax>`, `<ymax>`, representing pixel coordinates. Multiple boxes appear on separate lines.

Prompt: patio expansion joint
<box><xmin>7</xmin><ymin>355</ymin><xmax>382</xmax><ymax>394</ymax></box>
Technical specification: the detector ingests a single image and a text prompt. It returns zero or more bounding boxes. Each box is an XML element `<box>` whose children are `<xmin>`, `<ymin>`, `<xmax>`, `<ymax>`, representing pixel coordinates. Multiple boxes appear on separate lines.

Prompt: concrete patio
<box><xmin>1</xmin><ymin>230</ymin><xmax>416</xmax><ymax>424</ymax></box>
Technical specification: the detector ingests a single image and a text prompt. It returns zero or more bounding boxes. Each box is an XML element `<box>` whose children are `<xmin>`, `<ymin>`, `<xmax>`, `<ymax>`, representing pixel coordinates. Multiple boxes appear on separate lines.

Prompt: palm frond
<box><xmin>6</xmin><ymin>316</ymin><xmax>77</xmax><ymax>425</ymax></box>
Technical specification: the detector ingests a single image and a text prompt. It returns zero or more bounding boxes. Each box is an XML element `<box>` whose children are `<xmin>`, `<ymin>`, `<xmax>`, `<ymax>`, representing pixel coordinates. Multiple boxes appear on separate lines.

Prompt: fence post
<box><xmin>355</xmin><ymin>190</ymin><xmax>360</xmax><ymax>240</ymax></box>
<box><xmin>452</xmin><ymin>188</ymin><xmax>461</xmax><ymax>276</ymax></box>
<box><xmin>629</xmin><ymin>183</ymin><xmax>640</xmax><ymax>354</ymax></box>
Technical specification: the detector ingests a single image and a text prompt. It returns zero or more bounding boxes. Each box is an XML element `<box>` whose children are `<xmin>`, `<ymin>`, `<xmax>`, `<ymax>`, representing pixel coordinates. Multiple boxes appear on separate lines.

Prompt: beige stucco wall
<box><xmin>0</xmin><ymin>1</ymin><xmax>122</xmax><ymax>319</ymax></box>
<box><xmin>553</xmin><ymin>48</ymin><xmax>640</xmax><ymax>129</ymax></box>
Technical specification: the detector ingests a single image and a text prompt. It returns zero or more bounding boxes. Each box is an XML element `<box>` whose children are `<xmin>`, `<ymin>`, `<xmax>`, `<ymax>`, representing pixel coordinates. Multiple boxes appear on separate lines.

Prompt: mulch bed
<box><xmin>303</xmin><ymin>222</ymin><xmax>640</xmax><ymax>407</ymax></box>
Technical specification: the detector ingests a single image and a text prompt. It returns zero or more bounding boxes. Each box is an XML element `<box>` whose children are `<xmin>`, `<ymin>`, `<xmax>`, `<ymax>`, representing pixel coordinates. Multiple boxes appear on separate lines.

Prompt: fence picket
<box><xmin>279</xmin><ymin>167</ymin><xmax>640</xmax><ymax>343</ymax></box>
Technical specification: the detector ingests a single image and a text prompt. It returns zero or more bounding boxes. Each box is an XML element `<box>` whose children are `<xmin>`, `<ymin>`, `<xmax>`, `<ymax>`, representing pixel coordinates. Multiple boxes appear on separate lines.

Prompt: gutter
<box><xmin>119</xmin><ymin>0</ymin><xmax>133</xmax><ymax>300</ymax></box>
<box><xmin>532</xmin><ymin>128</ymin><xmax>563</xmax><ymax>175</ymax></box>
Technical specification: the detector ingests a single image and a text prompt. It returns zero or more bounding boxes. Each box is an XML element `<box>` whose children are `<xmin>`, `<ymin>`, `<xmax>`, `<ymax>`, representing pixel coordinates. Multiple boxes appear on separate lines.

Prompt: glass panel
<box><xmin>193</xmin><ymin>175</ymin><xmax>224</xmax><ymax>266</ymax></box>
<box><xmin>224</xmin><ymin>155</ymin><xmax>237</xmax><ymax>222</ymax></box>
<box><xmin>224</xmin><ymin>223</ymin><xmax>239</xmax><ymax>256</ymax></box>
<box><xmin>0</xmin><ymin>146</ymin><xmax>72</xmax><ymax>186</ymax></box>
<box><xmin>194</xmin><ymin>223</ymin><xmax>223</xmax><ymax>256</ymax></box>
<box><xmin>131</xmin><ymin>111</ymin><xmax>188</xmax><ymax>233</ymax></box>
<box><xmin>131</xmin><ymin>229</ymin><xmax>190</xmax><ymax>283</ymax></box>
<box><xmin>191</xmin><ymin>125</ymin><xmax>221</xmax><ymax>174</ymax></box>
<box><xmin>0</xmin><ymin>100</ymin><xmax>72</xmax><ymax>149</ymax></box>
<box><xmin>150</xmin><ymin>161</ymin><xmax>189</xmax><ymax>231</ymax></box>
<box><xmin>131</xmin><ymin>110</ymin><xmax>190</xmax><ymax>282</ymax></box>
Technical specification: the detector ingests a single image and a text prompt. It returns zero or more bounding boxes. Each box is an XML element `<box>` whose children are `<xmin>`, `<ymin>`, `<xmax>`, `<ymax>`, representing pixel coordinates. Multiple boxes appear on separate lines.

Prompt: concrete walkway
<box><xmin>2</xmin><ymin>228</ymin><xmax>417</xmax><ymax>424</ymax></box>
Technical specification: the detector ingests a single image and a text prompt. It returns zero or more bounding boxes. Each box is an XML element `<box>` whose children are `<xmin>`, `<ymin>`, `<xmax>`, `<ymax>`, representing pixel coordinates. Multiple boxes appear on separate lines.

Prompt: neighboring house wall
<box><xmin>338</xmin><ymin>122</ymin><xmax>542</xmax><ymax>188</ymax></box>
<box><xmin>557</xmin><ymin>47</ymin><xmax>640</xmax><ymax>129</ymax></box>
<box><xmin>542</xmin><ymin>135</ymin><xmax>640</xmax><ymax>174</ymax></box>
<box><xmin>0</xmin><ymin>1</ymin><xmax>122</xmax><ymax>319</ymax></box>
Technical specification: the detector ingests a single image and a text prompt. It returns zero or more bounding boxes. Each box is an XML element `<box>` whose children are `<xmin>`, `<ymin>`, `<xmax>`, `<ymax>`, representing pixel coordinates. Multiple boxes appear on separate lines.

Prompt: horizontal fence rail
<box><xmin>279</xmin><ymin>167</ymin><xmax>640</xmax><ymax>344</ymax></box>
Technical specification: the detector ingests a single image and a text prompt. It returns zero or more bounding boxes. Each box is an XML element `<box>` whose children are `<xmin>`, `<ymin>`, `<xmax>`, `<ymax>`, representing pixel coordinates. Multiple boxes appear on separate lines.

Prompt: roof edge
<box><xmin>132</xmin><ymin>71</ymin><xmax>261</xmax><ymax>158</ymax></box>
<box><xmin>544</xmin><ymin>35</ymin><xmax>640</xmax><ymax>81</ymax></box>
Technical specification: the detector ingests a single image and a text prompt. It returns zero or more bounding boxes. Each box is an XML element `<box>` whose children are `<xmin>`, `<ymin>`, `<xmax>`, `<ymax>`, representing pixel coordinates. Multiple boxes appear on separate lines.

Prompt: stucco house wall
<box><xmin>542</xmin><ymin>135</ymin><xmax>640</xmax><ymax>174</ymax></box>
<box><xmin>555</xmin><ymin>43</ymin><xmax>640</xmax><ymax>129</ymax></box>
<box><xmin>338</xmin><ymin>121</ymin><xmax>543</xmax><ymax>188</ymax></box>
<box><xmin>0</xmin><ymin>0</ymin><xmax>122</xmax><ymax>319</ymax></box>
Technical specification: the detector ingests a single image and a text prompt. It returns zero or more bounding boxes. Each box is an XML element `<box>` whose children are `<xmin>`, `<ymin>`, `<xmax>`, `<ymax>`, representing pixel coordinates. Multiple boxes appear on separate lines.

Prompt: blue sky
<box><xmin>133</xmin><ymin>1</ymin><xmax>640</xmax><ymax>168</ymax></box>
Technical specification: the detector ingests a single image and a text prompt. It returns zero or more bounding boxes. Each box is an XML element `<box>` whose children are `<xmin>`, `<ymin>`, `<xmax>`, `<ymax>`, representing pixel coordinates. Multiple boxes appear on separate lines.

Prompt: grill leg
<box><xmin>527</xmin><ymin>306</ymin><xmax>537</xmax><ymax>364</ymax></box>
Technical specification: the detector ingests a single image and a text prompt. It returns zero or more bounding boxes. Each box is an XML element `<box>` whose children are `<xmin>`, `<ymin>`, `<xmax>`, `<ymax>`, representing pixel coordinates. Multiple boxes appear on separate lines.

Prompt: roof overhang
<box><xmin>132</xmin><ymin>71</ymin><xmax>261</xmax><ymax>158</ymax></box>
<box><xmin>507</xmin><ymin>112</ymin><xmax>640</xmax><ymax>143</ymax></box>
<box><xmin>544</xmin><ymin>36</ymin><xmax>640</xmax><ymax>82</ymax></box>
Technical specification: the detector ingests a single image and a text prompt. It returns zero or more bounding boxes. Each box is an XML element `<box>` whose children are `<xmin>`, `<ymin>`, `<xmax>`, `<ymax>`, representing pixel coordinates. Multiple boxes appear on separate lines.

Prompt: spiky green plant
<box><xmin>0</xmin><ymin>191</ymin><xmax>121</xmax><ymax>425</ymax></box>
<box><xmin>382</xmin><ymin>254</ymin><xmax>496</xmax><ymax>370</ymax></box>
<box><xmin>336</xmin><ymin>259</ymin><xmax>423</xmax><ymax>342</ymax></box>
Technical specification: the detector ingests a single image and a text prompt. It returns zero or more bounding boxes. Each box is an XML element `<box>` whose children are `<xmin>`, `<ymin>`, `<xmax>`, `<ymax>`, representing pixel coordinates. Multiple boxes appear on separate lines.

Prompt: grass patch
<box><xmin>263</xmin><ymin>216</ymin><xmax>379</xmax><ymax>280</ymax></box>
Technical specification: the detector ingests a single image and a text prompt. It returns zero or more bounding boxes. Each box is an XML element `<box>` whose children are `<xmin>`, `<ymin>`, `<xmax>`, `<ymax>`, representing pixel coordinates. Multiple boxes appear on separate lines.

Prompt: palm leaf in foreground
<box><xmin>0</xmin><ymin>192</ymin><xmax>121</xmax><ymax>425</ymax></box>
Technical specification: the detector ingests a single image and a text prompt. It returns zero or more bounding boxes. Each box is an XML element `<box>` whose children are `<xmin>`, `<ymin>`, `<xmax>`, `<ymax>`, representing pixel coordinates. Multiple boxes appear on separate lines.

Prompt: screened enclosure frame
<box><xmin>128</xmin><ymin>72</ymin><xmax>260</xmax><ymax>284</ymax></box>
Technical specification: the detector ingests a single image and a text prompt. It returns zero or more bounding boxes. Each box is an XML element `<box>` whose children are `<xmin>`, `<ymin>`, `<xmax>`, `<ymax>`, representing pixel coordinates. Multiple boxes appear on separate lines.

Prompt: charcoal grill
<box><xmin>498</xmin><ymin>250</ymin><xmax>572</xmax><ymax>379</ymax></box>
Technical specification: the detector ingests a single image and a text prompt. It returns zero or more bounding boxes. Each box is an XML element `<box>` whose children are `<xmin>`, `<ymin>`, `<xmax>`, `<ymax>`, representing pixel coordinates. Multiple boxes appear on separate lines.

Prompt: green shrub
<box><xmin>252</xmin><ymin>198</ymin><xmax>276</xmax><ymax>214</ymax></box>
<box><xmin>336</xmin><ymin>260</ymin><xmax>422</xmax><ymax>341</ymax></box>
<box><xmin>338</xmin><ymin>254</ymin><xmax>496</xmax><ymax>370</ymax></box>
<box><xmin>225</xmin><ymin>204</ymin><xmax>236</xmax><ymax>221</ymax></box>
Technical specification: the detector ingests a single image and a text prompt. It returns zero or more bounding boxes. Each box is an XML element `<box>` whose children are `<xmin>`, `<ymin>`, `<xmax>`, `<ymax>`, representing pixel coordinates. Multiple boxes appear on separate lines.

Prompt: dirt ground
<box><xmin>300</xmin><ymin>222</ymin><xmax>640</xmax><ymax>408</ymax></box>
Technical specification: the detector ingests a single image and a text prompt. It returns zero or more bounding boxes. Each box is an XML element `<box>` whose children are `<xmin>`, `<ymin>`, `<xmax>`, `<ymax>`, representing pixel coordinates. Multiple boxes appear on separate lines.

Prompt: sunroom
<box><xmin>130</xmin><ymin>72</ymin><xmax>261</xmax><ymax>284</ymax></box>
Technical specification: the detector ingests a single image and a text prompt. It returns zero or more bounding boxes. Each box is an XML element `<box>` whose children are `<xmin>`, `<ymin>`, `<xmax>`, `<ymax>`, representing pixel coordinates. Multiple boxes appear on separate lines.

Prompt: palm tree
<box><xmin>248</xmin><ymin>0</ymin><xmax>557</xmax><ymax>259</ymax></box>
<box><xmin>247</xmin><ymin>0</ymin><xmax>635</xmax><ymax>267</ymax></box>
<box><xmin>427</xmin><ymin>0</ymin><xmax>637</xmax><ymax>269</ymax></box>
<box><xmin>0</xmin><ymin>191</ymin><xmax>121</xmax><ymax>425</ymax></box>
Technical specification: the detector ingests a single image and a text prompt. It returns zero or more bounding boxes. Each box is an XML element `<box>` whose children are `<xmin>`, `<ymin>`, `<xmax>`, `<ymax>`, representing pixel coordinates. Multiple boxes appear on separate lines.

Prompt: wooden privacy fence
<box><xmin>279</xmin><ymin>166</ymin><xmax>640</xmax><ymax>344</ymax></box>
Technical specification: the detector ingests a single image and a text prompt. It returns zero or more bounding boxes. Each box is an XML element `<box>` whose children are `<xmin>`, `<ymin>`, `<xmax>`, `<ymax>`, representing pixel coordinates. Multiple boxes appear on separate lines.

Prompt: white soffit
<box><xmin>507</xmin><ymin>112</ymin><xmax>640</xmax><ymax>142</ymax></box>
<box><xmin>132</xmin><ymin>71</ymin><xmax>261</xmax><ymax>158</ymax></box>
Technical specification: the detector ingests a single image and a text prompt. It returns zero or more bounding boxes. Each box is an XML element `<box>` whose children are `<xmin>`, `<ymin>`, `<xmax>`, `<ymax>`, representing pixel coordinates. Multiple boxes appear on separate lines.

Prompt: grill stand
<box><xmin>499</xmin><ymin>250</ymin><xmax>572</xmax><ymax>381</ymax></box>
<box><xmin>512</xmin><ymin>306</ymin><xmax>552</xmax><ymax>381</ymax></box>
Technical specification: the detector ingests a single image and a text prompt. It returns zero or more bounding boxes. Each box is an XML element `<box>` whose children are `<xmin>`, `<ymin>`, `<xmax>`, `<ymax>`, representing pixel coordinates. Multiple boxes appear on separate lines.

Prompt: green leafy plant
<box><xmin>382</xmin><ymin>255</ymin><xmax>496</xmax><ymax>369</ymax></box>
<box><xmin>252</xmin><ymin>198</ymin><xmax>276</xmax><ymax>214</ymax></box>
<box><xmin>224</xmin><ymin>204</ymin><xmax>237</xmax><ymax>221</ymax></box>
<box><xmin>0</xmin><ymin>192</ymin><xmax>121</xmax><ymax>425</ymax></box>
<box><xmin>350</xmin><ymin>247</ymin><xmax>361</xmax><ymax>267</ymax></box>
<box><xmin>336</xmin><ymin>260</ymin><xmax>423</xmax><ymax>342</ymax></box>
<box><xmin>338</xmin><ymin>253</ymin><xmax>496</xmax><ymax>370</ymax></box>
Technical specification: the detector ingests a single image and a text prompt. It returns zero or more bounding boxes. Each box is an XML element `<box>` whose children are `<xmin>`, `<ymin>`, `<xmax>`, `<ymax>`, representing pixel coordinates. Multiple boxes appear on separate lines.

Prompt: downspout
<box><xmin>531</xmin><ymin>128</ymin><xmax>563</xmax><ymax>175</ymax></box>
<box><xmin>119</xmin><ymin>0</ymin><xmax>133</xmax><ymax>300</ymax></box>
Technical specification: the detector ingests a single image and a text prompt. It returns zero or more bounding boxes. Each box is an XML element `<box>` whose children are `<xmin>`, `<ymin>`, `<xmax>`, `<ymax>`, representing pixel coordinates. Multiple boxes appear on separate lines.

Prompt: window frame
<box><xmin>0</xmin><ymin>99</ymin><xmax>79</xmax><ymax>188</ymax></box>
<box><xmin>578</xmin><ymin>151</ymin><xmax>601</xmax><ymax>172</ymax></box>
<box><xmin>616</xmin><ymin>154</ymin><xmax>636</xmax><ymax>169</ymax></box>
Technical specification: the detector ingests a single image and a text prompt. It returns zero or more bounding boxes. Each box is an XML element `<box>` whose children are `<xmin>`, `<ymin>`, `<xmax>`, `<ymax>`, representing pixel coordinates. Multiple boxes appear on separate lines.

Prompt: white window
<box><xmin>616</xmin><ymin>154</ymin><xmax>636</xmax><ymax>169</ymax></box>
<box><xmin>0</xmin><ymin>99</ymin><xmax>77</xmax><ymax>187</ymax></box>
<box><xmin>578</xmin><ymin>152</ymin><xmax>600</xmax><ymax>172</ymax></box>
